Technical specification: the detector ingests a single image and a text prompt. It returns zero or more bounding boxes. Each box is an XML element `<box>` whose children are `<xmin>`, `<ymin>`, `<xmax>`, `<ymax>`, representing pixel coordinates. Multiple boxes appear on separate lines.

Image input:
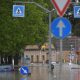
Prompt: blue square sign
<box><xmin>74</xmin><ymin>6</ymin><xmax>80</xmax><ymax>18</ymax></box>
<box><xmin>13</xmin><ymin>5</ymin><xmax>25</xmax><ymax>17</ymax></box>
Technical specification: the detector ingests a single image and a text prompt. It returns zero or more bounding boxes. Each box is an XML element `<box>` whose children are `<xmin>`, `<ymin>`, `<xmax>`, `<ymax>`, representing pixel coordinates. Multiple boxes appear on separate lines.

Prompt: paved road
<box><xmin>0</xmin><ymin>63</ymin><xmax>80</xmax><ymax>80</ymax></box>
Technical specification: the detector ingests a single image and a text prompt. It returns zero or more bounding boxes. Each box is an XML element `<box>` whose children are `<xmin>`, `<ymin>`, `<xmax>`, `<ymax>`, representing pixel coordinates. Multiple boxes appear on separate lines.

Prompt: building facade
<box><xmin>23</xmin><ymin>36</ymin><xmax>80</xmax><ymax>64</ymax></box>
<box><xmin>24</xmin><ymin>45</ymin><xmax>56</xmax><ymax>63</ymax></box>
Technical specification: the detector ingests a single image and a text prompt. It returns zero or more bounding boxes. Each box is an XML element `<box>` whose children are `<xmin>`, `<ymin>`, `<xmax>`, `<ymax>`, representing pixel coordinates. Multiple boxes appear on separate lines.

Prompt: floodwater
<box><xmin>0</xmin><ymin>64</ymin><xmax>49</xmax><ymax>80</ymax></box>
<box><xmin>0</xmin><ymin>63</ymin><xmax>80</xmax><ymax>80</ymax></box>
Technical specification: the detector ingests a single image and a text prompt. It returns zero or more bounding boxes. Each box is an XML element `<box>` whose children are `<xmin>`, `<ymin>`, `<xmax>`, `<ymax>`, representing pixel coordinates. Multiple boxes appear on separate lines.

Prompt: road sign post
<box><xmin>51</xmin><ymin>1</ymin><xmax>71</xmax><ymax>79</ymax></box>
<box><xmin>59</xmin><ymin>39</ymin><xmax>63</xmax><ymax>80</ymax></box>
<box><xmin>51</xmin><ymin>1</ymin><xmax>71</xmax><ymax>78</ymax></box>
<box><xmin>51</xmin><ymin>17</ymin><xmax>72</xmax><ymax>80</ymax></box>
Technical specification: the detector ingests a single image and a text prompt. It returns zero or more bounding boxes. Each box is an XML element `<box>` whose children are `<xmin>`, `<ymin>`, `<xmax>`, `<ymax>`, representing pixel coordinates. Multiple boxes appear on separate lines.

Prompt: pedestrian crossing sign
<box><xmin>13</xmin><ymin>5</ymin><xmax>25</xmax><ymax>17</ymax></box>
<box><xmin>74</xmin><ymin>6</ymin><xmax>80</xmax><ymax>18</ymax></box>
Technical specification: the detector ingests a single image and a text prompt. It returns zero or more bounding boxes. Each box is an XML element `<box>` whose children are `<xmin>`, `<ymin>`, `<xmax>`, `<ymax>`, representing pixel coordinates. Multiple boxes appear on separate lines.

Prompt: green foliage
<box><xmin>0</xmin><ymin>0</ymin><xmax>51</xmax><ymax>55</ymax></box>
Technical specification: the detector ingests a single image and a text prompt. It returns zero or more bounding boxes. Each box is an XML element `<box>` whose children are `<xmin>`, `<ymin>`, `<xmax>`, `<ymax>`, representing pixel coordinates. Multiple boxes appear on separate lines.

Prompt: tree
<box><xmin>0</xmin><ymin>0</ymin><xmax>50</xmax><ymax>56</ymax></box>
<box><xmin>64</xmin><ymin>4</ymin><xmax>80</xmax><ymax>37</ymax></box>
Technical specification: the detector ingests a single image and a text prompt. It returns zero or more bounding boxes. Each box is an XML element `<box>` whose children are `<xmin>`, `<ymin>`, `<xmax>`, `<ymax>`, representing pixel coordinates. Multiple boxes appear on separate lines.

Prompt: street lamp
<box><xmin>13</xmin><ymin>1</ymin><xmax>55</xmax><ymax>80</ymax></box>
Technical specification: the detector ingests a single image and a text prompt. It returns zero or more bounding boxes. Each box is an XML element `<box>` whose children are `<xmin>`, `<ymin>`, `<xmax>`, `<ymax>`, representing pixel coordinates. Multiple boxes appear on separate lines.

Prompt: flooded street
<box><xmin>0</xmin><ymin>64</ymin><xmax>49</xmax><ymax>80</ymax></box>
<box><xmin>0</xmin><ymin>64</ymin><xmax>80</xmax><ymax>80</ymax></box>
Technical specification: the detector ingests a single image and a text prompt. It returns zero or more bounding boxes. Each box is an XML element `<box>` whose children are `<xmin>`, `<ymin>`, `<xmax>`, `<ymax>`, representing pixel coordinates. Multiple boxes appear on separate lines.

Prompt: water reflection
<box><xmin>30</xmin><ymin>66</ymin><xmax>48</xmax><ymax>80</ymax></box>
<box><xmin>0</xmin><ymin>64</ymin><xmax>79</xmax><ymax>80</ymax></box>
<box><xmin>20</xmin><ymin>78</ymin><xmax>28</xmax><ymax>80</ymax></box>
<box><xmin>0</xmin><ymin>72</ymin><xmax>21</xmax><ymax>80</ymax></box>
<box><xmin>0</xmin><ymin>65</ymin><xmax>49</xmax><ymax>80</ymax></box>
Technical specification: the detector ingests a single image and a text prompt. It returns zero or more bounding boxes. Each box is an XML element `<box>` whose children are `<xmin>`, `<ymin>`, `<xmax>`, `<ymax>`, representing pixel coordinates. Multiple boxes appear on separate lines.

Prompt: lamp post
<box><xmin>13</xmin><ymin>1</ymin><xmax>55</xmax><ymax>80</ymax></box>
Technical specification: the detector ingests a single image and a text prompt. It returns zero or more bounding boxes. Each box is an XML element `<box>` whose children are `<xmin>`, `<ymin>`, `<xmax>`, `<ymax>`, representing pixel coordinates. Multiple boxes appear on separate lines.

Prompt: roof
<box><xmin>25</xmin><ymin>45</ymin><xmax>39</xmax><ymax>50</ymax></box>
<box><xmin>25</xmin><ymin>43</ymin><xmax>55</xmax><ymax>51</ymax></box>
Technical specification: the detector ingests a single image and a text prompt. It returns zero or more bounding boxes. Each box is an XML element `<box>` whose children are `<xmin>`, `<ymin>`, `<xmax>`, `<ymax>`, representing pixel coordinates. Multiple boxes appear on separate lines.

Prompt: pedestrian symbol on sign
<box><xmin>74</xmin><ymin>6</ymin><xmax>80</xmax><ymax>18</ymax></box>
<box><xmin>16</xmin><ymin>8</ymin><xmax>22</xmax><ymax>14</ymax></box>
<box><xmin>13</xmin><ymin>5</ymin><xmax>25</xmax><ymax>17</ymax></box>
<box><xmin>77</xmin><ymin>8</ymin><xmax>80</xmax><ymax>15</ymax></box>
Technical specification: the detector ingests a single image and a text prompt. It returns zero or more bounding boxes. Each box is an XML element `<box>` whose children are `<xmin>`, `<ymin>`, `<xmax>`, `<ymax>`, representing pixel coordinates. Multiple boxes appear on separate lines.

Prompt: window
<box><xmin>42</xmin><ymin>55</ymin><xmax>45</xmax><ymax>60</ymax></box>
<box><xmin>31</xmin><ymin>55</ymin><xmax>33</xmax><ymax>63</ymax></box>
<box><xmin>36</xmin><ymin>55</ymin><xmax>39</xmax><ymax>63</ymax></box>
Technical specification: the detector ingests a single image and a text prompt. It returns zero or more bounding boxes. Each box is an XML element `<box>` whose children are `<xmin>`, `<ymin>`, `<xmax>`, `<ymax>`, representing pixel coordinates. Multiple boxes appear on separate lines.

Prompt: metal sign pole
<box><xmin>59</xmin><ymin>39</ymin><xmax>63</xmax><ymax>80</ymax></box>
<box><xmin>48</xmin><ymin>12</ymin><xmax>53</xmax><ymax>80</ymax></box>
